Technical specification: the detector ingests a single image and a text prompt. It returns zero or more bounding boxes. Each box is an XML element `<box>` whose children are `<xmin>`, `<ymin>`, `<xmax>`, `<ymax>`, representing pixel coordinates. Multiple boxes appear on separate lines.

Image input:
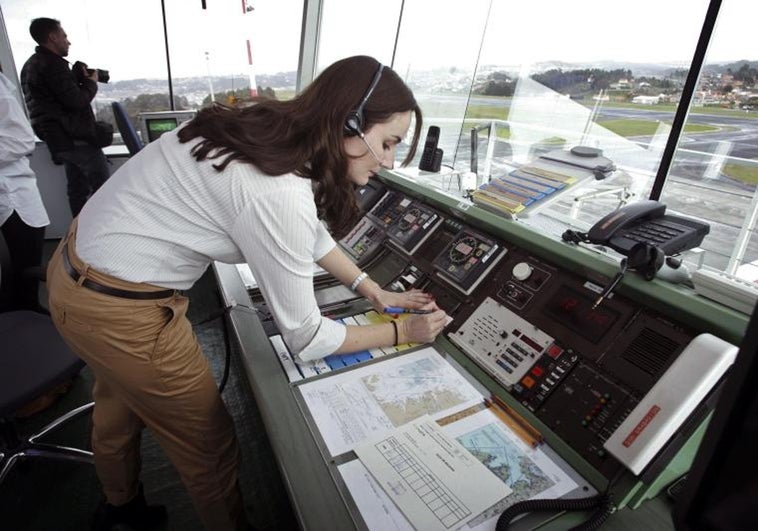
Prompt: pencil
<box><xmin>485</xmin><ymin>396</ymin><xmax>543</xmax><ymax>448</ymax></box>
<box><xmin>491</xmin><ymin>394</ymin><xmax>544</xmax><ymax>444</ymax></box>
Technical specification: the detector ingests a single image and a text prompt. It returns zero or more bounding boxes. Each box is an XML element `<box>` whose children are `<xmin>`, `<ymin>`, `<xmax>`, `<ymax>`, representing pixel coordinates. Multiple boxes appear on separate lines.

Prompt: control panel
<box><xmin>433</xmin><ymin>228</ymin><xmax>506</xmax><ymax>295</ymax></box>
<box><xmin>450</xmin><ymin>297</ymin><xmax>553</xmax><ymax>387</ymax></box>
<box><xmin>243</xmin><ymin>181</ymin><xmax>712</xmax><ymax>483</ymax></box>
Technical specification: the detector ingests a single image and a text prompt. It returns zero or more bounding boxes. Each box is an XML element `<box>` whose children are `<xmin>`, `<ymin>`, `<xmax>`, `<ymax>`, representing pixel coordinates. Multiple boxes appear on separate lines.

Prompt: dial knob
<box><xmin>513</xmin><ymin>262</ymin><xmax>533</xmax><ymax>281</ymax></box>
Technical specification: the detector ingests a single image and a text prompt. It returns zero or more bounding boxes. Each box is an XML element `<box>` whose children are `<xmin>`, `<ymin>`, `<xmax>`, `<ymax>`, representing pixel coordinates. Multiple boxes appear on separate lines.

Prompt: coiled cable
<box><xmin>495</xmin><ymin>492</ymin><xmax>615</xmax><ymax>531</ymax></box>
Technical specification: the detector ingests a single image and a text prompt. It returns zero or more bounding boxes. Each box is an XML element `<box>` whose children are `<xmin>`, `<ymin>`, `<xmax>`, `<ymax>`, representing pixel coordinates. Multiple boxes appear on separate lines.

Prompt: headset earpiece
<box><xmin>344</xmin><ymin>111</ymin><xmax>364</xmax><ymax>136</ymax></box>
<box><xmin>628</xmin><ymin>243</ymin><xmax>665</xmax><ymax>280</ymax></box>
<box><xmin>343</xmin><ymin>63</ymin><xmax>385</xmax><ymax>137</ymax></box>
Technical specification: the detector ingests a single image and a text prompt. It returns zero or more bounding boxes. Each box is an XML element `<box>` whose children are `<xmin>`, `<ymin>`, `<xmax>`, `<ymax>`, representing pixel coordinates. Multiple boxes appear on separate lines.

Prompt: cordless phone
<box><xmin>419</xmin><ymin>126</ymin><xmax>442</xmax><ymax>172</ymax></box>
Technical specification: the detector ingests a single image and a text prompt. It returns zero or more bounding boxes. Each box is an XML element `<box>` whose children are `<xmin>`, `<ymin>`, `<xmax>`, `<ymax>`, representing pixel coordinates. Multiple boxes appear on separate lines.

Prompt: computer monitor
<box><xmin>672</xmin><ymin>303</ymin><xmax>758</xmax><ymax>530</ymax></box>
<box><xmin>138</xmin><ymin>110</ymin><xmax>196</xmax><ymax>144</ymax></box>
<box><xmin>145</xmin><ymin>117</ymin><xmax>179</xmax><ymax>142</ymax></box>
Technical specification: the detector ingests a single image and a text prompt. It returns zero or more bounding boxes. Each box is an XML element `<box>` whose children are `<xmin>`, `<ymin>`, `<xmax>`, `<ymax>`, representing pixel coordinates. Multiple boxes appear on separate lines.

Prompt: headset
<box><xmin>343</xmin><ymin>62</ymin><xmax>385</xmax><ymax>137</ymax></box>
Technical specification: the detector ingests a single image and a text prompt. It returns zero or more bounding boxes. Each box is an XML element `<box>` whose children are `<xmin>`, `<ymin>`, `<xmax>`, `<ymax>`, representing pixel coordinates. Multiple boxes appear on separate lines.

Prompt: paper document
<box><xmin>340</xmin><ymin>406</ymin><xmax>582</xmax><ymax>531</ymax></box>
<box><xmin>338</xmin><ymin>459</ymin><xmax>414</xmax><ymax>531</ymax></box>
<box><xmin>298</xmin><ymin>347</ymin><xmax>483</xmax><ymax>456</ymax></box>
<box><xmin>235</xmin><ymin>263</ymin><xmax>257</xmax><ymax>289</ymax></box>
<box><xmin>355</xmin><ymin>417</ymin><xmax>512</xmax><ymax>530</ymax></box>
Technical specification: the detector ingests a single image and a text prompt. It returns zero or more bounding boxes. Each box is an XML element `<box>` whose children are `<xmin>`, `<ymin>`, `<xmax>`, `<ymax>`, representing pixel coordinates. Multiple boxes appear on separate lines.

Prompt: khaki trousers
<box><xmin>47</xmin><ymin>221</ymin><xmax>245</xmax><ymax>531</ymax></box>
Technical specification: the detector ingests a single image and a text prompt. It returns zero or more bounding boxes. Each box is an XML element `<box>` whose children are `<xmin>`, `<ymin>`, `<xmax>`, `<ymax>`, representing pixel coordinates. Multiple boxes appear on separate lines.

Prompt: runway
<box><xmin>407</xmin><ymin>93</ymin><xmax>758</xmax><ymax>272</ymax></box>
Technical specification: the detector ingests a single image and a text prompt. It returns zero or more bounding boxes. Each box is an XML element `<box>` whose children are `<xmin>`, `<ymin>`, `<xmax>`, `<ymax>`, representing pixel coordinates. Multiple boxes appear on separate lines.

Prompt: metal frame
<box><xmin>649</xmin><ymin>0</ymin><xmax>722</xmax><ymax>200</ymax></box>
<box><xmin>0</xmin><ymin>402</ymin><xmax>94</xmax><ymax>485</ymax></box>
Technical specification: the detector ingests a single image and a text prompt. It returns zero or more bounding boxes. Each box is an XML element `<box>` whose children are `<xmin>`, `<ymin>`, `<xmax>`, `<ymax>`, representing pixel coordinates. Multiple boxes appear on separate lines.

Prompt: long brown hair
<box><xmin>178</xmin><ymin>55</ymin><xmax>423</xmax><ymax>238</ymax></box>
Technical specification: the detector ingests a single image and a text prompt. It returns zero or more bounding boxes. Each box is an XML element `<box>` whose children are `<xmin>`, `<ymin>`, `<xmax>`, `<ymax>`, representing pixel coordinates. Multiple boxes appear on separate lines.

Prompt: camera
<box><xmin>72</xmin><ymin>61</ymin><xmax>110</xmax><ymax>83</ymax></box>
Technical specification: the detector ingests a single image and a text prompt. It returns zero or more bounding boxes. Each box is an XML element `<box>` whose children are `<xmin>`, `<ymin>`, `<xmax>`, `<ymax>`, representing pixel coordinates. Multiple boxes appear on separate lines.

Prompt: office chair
<box><xmin>111</xmin><ymin>101</ymin><xmax>143</xmax><ymax>156</ymax></box>
<box><xmin>0</xmin><ymin>233</ymin><xmax>94</xmax><ymax>486</ymax></box>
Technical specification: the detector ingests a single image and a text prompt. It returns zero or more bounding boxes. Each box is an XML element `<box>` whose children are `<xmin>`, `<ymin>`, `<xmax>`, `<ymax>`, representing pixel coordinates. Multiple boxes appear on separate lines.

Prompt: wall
<box><xmin>30</xmin><ymin>142</ymin><xmax>129</xmax><ymax>239</ymax></box>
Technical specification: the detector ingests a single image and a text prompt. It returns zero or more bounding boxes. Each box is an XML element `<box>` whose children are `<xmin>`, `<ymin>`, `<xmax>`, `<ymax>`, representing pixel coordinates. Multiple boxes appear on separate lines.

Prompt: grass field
<box><xmin>597</xmin><ymin>119</ymin><xmax>718</xmax><ymax>137</ymax></box>
<box><xmin>723</xmin><ymin>163</ymin><xmax>758</xmax><ymax>185</ymax></box>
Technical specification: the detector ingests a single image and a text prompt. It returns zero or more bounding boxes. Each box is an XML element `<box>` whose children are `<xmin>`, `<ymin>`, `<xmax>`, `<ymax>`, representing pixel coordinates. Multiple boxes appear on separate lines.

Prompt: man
<box><xmin>20</xmin><ymin>17</ymin><xmax>109</xmax><ymax>217</ymax></box>
<box><xmin>0</xmin><ymin>63</ymin><xmax>50</xmax><ymax>313</ymax></box>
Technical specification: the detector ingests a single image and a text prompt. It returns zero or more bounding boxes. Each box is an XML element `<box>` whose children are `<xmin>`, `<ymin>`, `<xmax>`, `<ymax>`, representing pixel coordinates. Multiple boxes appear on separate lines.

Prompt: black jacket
<box><xmin>20</xmin><ymin>46</ymin><xmax>99</xmax><ymax>154</ymax></box>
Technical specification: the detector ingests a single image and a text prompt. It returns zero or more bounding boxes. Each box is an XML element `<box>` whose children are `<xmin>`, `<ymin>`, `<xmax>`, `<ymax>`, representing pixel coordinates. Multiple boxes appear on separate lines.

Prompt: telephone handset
<box><xmin>586</xmin><ymin>200</ymin><xmax>710</xmax><ymax>258</ymax></box>
<box><xmin>587</xmin><ymin>200</ymin><xmax>666</xmax><ymax>245</ymax></box>
<box><xmin>419</xmin><ymin>126</ymin><xmax>442</xmax><ymax>172</ymax></box>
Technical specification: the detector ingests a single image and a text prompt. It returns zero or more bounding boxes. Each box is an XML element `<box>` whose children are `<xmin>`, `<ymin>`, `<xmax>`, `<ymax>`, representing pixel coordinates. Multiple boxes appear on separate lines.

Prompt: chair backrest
<box><xmin>0</xmin><ymin>231</ymin><xmax>13</xmax><ymax>302</ymax></box>
<box><xmin>112</xmin><ymin>101</ymin><xmax>143</xmax><ymax>156</ymax></box>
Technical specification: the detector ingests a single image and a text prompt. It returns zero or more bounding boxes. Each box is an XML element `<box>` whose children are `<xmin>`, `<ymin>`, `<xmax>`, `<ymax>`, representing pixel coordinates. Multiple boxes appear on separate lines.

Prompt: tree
<box><xmin>201</xmin><ymin>86</ymin><xmax>277</xmax><ymax>106</ymax></box>
<box><xmin>121</xmin><ymin>93</ymin><xmax>191</xmax><ymax>124</ymax></box>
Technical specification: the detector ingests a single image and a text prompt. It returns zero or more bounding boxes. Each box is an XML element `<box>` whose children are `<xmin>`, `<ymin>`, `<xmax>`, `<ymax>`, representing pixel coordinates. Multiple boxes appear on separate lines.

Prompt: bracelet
<box><xmin>391</xmin><ymin>320</ymin><xmax>399</xmax><ymax>346</ymax></box>
<box><xmin>350</xmin><ymin>271</ymin><xmax>369</xmax><ymax>291</ymax></box>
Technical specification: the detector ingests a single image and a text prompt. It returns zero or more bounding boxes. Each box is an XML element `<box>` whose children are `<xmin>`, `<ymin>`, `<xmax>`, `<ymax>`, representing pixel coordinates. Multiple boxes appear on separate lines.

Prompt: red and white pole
<box><xmin>242</xmin><ymin>0</ymin><xmax>258</xmax><ymax>98</ymax></box>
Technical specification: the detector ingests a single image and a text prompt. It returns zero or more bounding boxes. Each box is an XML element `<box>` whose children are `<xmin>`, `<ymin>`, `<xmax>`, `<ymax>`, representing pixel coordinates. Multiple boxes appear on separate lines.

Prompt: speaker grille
<box><xmin>621</xmin><ymin>328</ymin><xmax>680</xmax><ymax>376</ymax></box>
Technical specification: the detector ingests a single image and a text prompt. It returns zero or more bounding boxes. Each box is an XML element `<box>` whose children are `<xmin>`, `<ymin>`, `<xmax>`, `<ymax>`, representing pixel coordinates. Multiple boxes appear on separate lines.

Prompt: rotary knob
<box><xmin>513</xmin><ymin>262</ymin><xmax>533</xmax><ymax>281</ymax></box>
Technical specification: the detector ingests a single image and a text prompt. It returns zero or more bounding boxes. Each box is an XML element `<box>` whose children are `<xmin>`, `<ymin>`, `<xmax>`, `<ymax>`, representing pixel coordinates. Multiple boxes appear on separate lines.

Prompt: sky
<box><xmin>1</xmin><ymin>0</ymin><xmax>755</xmax><ymax>84</ymax></box>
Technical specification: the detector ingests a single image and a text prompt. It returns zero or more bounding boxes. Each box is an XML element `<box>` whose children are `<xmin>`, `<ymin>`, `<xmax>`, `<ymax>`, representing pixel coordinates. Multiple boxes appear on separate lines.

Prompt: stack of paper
<box><xmin>471</xmin><ymin>150</ymin><xmax>602</xmax><ymax>219</ymax></box>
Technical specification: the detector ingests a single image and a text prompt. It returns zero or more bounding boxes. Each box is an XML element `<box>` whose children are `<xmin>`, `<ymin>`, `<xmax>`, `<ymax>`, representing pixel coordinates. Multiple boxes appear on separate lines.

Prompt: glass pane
<box><xmin>463</xmin><ymin>0</ymin><xmax>711</xmax><ymax>236</ymax></box>
<box><xmin>164</xmin><ymin>0</ymin><xmax>303</xmax><ymax>106</ymax></box>
<box><xmin>2</xmin><ymin>0</ymin><xmax>167</xmax><ymax>147</ymax></box>
<box><xmin>661</xmin><ymin>0</ymin><xmax>758</xmax><ymax>274</ymax></box>
<box><xmin>392</xmin><ymin>0</ymin><xmax>491</xmax><ymax>179</ymax></box>
<box><xmin>317</xmin><ymin>0</ymin><xmax>402</xmax><ymax>71</ymax></box>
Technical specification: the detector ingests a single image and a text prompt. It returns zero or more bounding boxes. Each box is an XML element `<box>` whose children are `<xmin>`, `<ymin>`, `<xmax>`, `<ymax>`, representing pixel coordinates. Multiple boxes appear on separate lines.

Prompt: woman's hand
<box><xmin>367</xmin><ymin>288</ymin><xmax>436</xmax><ymax>314</ymax></box>
<box><xmin>398</xmin><ymin>310</ymin><xmax>449</xmax><ymax>344</ymax></box>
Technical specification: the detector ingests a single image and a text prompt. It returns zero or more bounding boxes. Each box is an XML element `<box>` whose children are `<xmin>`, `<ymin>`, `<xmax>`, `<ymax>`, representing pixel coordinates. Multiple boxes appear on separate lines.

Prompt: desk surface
<box><xmin>213</xmin><ymin>262</ymin><xmax>677</xmax><ymax>531</ymax></box>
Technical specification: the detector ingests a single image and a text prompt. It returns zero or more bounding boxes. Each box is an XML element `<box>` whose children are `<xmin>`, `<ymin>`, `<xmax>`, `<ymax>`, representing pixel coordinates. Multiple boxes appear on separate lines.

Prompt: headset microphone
<box><xmin>344</xmin><ymin>63</ymin><xmax>385</xmax><ymax>136</ymax></box>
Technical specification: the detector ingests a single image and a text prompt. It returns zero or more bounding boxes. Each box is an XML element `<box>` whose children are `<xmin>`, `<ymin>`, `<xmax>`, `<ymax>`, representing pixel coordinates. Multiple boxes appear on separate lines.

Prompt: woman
<box><xmin>47</xmin><ymin>55</ymin><xmax>448</xmax><ymax>531</ymax></box>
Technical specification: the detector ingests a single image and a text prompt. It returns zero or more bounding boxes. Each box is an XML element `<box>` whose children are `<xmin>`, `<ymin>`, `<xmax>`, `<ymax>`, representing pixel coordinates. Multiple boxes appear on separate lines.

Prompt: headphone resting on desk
<box><xmin>344</xmin><ymin>62</ymin><xmax>385</xmax><ymax>137</ymax></box>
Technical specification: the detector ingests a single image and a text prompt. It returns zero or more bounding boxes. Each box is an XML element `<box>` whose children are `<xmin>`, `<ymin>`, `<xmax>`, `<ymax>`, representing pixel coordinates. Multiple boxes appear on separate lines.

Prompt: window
<box><xmin>380</xmin><ymin>0</ymin><xmax>758</xmax><ymax>277</ymax></box>
<box><xmin>164</xmin><ymin>0</ymin><xmax>303</xmax><ymax>107</ymax></box>
<box><xmin>2</xmin><ymin>0</ymin><xmax>168</xmax><ymax>146</ymax></box>
<box><xmin>317</xmin><ymin>0</ymin><xmax>402</xmax><ymax>72</ymax></box>
<box><xmin>660</xmin><ymin>0</ymin><xmax>758</xmax><ymax>275</ymax></box>
<box><xmin>392</xmin><ymin>0</ymin><xmax>491</xmax><ymax>171</ymax></box>
<box><xmin>460</xmin><ymin>0</ymin><xmax>711</xmax><ymax>235</ymax></box>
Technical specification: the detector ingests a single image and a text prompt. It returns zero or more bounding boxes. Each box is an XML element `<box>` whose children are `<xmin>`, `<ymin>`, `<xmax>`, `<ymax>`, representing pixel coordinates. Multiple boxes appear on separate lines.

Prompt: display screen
<box><xmin>367</xmin><ymin>191</ymin><xmax>407</xmax><ymax>228</ymax></box>
<box><xmin>146</xmin><ymin>118</ymin><xmax>179</xmax><ymax>142</ymax></box>
<box><xmin>389</xmin><ymin>203</ymin><xmax>440</xmax><ymax>252</ymax></box>
<box><xmin>432</xmin><ymin>228</ymin><xmax>503</xmax><ymax>295</ymax></box>
<box><xmin>544</xmin><ymin>285</ymin><xmax>620</xmax><ymax>343</ymax></box>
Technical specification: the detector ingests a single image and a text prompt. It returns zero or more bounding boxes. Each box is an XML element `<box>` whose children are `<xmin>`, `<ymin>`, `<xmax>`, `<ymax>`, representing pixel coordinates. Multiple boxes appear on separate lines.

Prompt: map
<box><xmin>298</xmin><ymin>347</ymin><xmax>484</xmax><ymax>456</ymax></box>
<box><xmin>457</xmin><ymin>422</ymin><xmax>560</xmax><ymax>528</ymax></box>
<box><xmin>362</xmin><ymin>355</ymin><xmax>477</xmax><ymax>426</ymax></box>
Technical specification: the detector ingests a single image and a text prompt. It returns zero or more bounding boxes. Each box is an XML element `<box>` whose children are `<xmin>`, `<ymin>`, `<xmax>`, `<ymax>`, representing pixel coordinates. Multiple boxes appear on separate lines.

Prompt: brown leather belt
<box><xmin>61</xmin><ymin>244</ymin><xmax>175</xmax><ymax>300</ymax></box>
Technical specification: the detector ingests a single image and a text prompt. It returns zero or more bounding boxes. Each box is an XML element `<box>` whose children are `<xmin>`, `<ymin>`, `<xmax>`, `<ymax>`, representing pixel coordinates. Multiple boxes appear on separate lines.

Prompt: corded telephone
<box><xmin>564</xmin><ymin>200</ymin><xmax>710</xmax><ymax>282</ymax></box>
<box><xmin>586</xmin><ymin>200</ymin><xmax>710</xmax><ymax>257</ymax></box>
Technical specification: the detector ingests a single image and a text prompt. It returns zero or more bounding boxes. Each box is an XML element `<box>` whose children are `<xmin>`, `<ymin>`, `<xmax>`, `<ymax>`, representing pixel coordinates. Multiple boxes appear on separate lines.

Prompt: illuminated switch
<box><xmin>522</xmin><ymin>375</ymin><xmax>536</xmax><ymax>388</ymax></box>
<box><xmin>530</xmin><ymin>366</ymin><xmax>544</xmax><ymax>377</ymax></box>
<box><xmin>547</xmin><ymin>344</ymin><xmax>563</xmax><ymax>359</ymax></box>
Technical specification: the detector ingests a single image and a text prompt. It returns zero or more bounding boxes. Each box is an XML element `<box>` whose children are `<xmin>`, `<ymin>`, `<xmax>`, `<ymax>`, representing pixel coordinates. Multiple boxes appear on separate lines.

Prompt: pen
<box><xmin>383</xmin><ymin>306</ymin><xmax>433</xmax><ymax>315</ymax></box>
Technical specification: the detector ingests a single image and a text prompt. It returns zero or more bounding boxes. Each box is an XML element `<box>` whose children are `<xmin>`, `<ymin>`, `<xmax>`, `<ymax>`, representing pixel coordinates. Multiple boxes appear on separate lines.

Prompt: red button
<box><xmin>531</xmin><ymin>366</ymin><xmax>544</xmax><ymax>377</ymax></box>
<box><xmin>547</xmin><ymin>345</ymin><xmax>563</xmax><ymax>359</ymax></box>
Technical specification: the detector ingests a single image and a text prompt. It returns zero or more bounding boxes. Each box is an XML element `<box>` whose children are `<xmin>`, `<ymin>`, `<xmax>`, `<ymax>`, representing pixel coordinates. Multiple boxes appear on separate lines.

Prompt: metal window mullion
<box><xmin>649</xmin><ymin>0</ymin><xmax>722</xmax><ymax>200</ymax></box>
